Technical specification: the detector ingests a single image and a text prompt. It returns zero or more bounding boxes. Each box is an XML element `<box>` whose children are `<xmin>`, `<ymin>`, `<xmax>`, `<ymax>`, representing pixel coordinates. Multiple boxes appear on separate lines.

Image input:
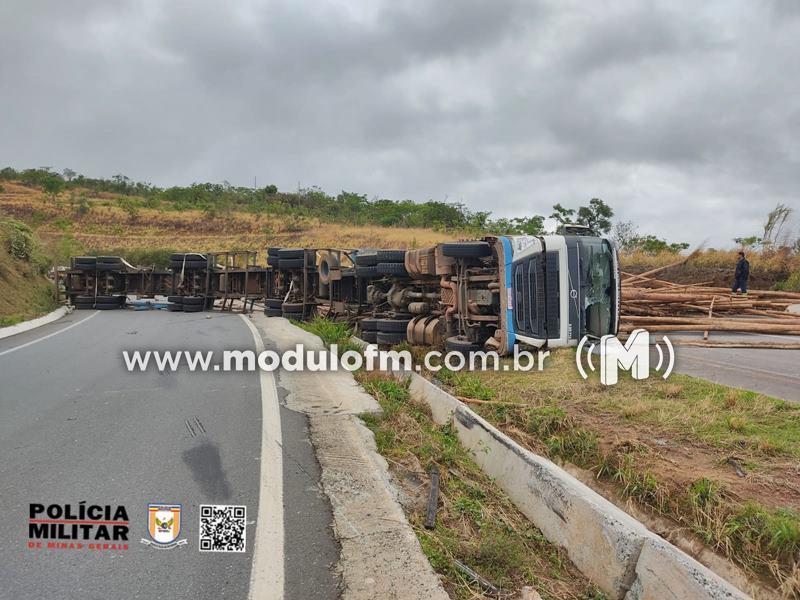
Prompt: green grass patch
<box><xmin>358</xmin><ymin>372</ymin><xmax>606</xmax><ymax>599</ymax></box>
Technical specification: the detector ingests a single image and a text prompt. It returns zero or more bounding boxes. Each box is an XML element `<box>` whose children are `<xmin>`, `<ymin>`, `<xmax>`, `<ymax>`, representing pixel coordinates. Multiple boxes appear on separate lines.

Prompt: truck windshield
<box><xmin>578</xmin><ymin>239</ymin><xmax>615</xmax><ymax>338</ymax></box>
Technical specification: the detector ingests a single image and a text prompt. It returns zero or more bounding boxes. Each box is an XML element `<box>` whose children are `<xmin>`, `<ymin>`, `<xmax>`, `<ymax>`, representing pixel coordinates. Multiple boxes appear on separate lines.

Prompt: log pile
<box><xmin>619</xmin><ymin>256</ymin><xmax>800</xmax><ymax>347</ymax></box>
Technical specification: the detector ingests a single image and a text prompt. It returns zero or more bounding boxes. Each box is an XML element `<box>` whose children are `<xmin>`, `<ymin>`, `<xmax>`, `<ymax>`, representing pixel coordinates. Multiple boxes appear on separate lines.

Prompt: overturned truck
<box><xmin>64</xmin><ymin>231</ymin><xmax>619</xmax><ymax>353</ymax></box>
<box><xmin>267</xmin><ymin>233</ymin><xmax>620</xmax><ymax>354</ymax></box>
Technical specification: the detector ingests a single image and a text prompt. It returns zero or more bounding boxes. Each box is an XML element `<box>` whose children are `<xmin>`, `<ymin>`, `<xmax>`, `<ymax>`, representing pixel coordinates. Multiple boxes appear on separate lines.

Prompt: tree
<box><xmin>627</xmin><ymin>235</ymin><xmax>689</xmax><ymax>255</ymax></box>
<box><xmin>612</xmin><ymin>220</ymin><xmax>638</xmax><ymax>250</ymax></box>
<box><xmin>62</xmin><ymin>168</ymin><xmax>76</xmax><ymax>181</ymax></box>
<box><xmin>550</xmin><ymin>203</ymin><xmax>575</xmax><ymax>225</ymax></box>
<box><xmin>551</xmin><ymin>198</ymin><xmax>614</xmax><ymax>234</ymax></box>
<box><xmin>576</xmin><ymin>198</ymin><xmax>614</xmax><ymax>234</ymax></box>
<box><xmin>762</xmin><ymin>204</ymin><xmax>793</xmax><ymax>248</ymax></box>
<box><xmin>733</xmin><ymin>236</ymin><xmax>762</xmax><ymax>249</ymax></box>
<box><xmin>42</xmin><ymin>175</ymin><xmax>64</xmax><ymax>203</ymax></box>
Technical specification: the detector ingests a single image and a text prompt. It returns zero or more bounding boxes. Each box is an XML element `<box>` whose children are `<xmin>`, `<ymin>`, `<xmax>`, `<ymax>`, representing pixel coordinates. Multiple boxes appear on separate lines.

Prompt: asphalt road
<box><xmin>667</xmin><ymin>332</ymin><xmax>800</xmax><ymax>403</ymax></box>
<box><xmin>0</xmin><ymin>310</ymin><xmax>339</xmax><ymax>600</ymax></box>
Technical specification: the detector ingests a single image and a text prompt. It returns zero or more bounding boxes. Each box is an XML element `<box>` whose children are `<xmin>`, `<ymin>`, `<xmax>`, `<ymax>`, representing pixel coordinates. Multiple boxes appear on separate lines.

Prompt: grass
<box><xmin>471</xmin><ymin>350</ymin><xmax>800</xmax><ymax>459</ymax></box>
<box><xmin>358</xmin><ymin>372</ymin><xmax>607</xmax><ymax>600</ymax></box>
<box><xmin>298</xmin><ymin>317</ymin><xmax>606</xmax><ymax>598</ymax></box>
<box><xmin>0</xmin><ymin>218</ymin><xmax>57</xmax><ymax>325</ymax></box>
<box><xmin>0</xmin><ymin>181</ymin><xmax>459</xmax><ymax>258</ymax></box>
<box><xmin>440</xmin><ymin>350</ymin><xmax>800</xmax><ymax>593</ymax></box>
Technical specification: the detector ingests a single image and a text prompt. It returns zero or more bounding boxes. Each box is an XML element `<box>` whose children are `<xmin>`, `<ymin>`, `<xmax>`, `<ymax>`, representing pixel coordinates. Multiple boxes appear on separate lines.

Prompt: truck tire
<box><xmin>281</xmin><ymin>302</ymin><xmax>304</xmax><ymax>313</ymax></box>
<box><xmin>277</xmin><ymin>248</ymin><xmax>304</xmax><ymax>259</ymax></box>
<box><xmin>376</xmin><ymin>318</ymin><xmax>412</xmax><ymax>333</ymax></box>
<box><xmin>354</xmin><ymin>249</ymin><xmax>378</xmax><ymax>266</ymax></box>
<box><xmin>170</xmin><ymin>252</ymin><xmax>206</xmax><ymax>261</ymax></box>
<box><xmin>355</xmin><ymin>266</ymin><xmax>378</xmax><ymax>278</ymax></box>
<box><xmin>318</xmin><ymin>252</ymin><xmax>339</xmax><ymax>285</ymax></box>
<box><xmin>182</xmin><ymin>296</ymin><xmax>204</xmax><ymax>306</ymax></box>
<box><xmin>376</xmin><ymin>249</ymin><xmax>405</xmax><ymax>263</ymax></box>
<box><xmin>167</xmin><ymin>296</ymin><xmax>183</xmax><ymax>304</ymax></box>
<box><xmin>445</xmin><ymin>336</ymin><xmax>481</xmax><ymax>355</ymax></box>
<box><xmin>441</xmin><ymin>242</ymin><xmax>491</xmax><ymax>258</ymax></box>
<box><xmin>265</xmin><ymin>307</ymin><xmax>283</xmax><ymax>317</ymax></box>
<box><xmin>95</xmin><ymin>303</ymin><xmax>122</xmax><ymax>310</ymax></box>
<box><xmin>376</xmin><ymin>262</ymin><xmax>408</xmax><ymax>276</ymax></box>
<box><xmin>360</xmin><ymin>318</ymin><xmax>379</xmax><ymax>331</ymax></box>
<box><xmin>282</xmin><ymin>312</ymin><xmax>304</xmax><ymax>321</ymax></box>
<box><xmin>265</xmin><ymin>298</ymin><xmax>284</xmax><ymax>309</ymax></box>
<box><xmin>95</xmin><ymin>295</ymin><xmax>124</xmax><ymax>304</ymax></box>
<box><xmin>171</xmin><ymin>259</ymin><xmax>207</xmax><ymax>270</ymax></box>
<box><xmin>361</xmin><ymin>330</ymin><xmax>378</xmax><ymax>343</ymax></box>
<box><xmin>279</xmin><ymin>258</ymin><xmax>304</xmax><ymax>269</ymax></box>
<box><xmin>167</xmin><ymin>302</ymin><xmax>183</xmax><ymax>312</ymax></box>
<box><xmin>183</xmin><ymin>304</ymin><xmax>203</xmax><ymax>313</ymax></box>
<box><xmin>376</xmin><ymin>331</ymin><xmax>406</xmax><ymax>345</ymax></box>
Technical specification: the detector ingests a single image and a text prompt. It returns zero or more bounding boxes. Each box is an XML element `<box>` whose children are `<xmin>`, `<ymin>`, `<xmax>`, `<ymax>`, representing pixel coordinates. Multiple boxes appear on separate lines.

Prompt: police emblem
<box><xmin>141</xmin><ymin>503</ymin><xmax>187</xmax><ymax>549</ymax></box>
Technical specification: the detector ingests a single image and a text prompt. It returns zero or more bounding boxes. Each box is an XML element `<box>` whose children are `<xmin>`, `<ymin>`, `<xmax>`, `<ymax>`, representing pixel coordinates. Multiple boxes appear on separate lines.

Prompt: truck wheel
<box><xmin>277</xmin><ymin>248</ymin><xmax>305</xmax><ymax>259</ymax></box>
<box><xmin>283</xmin><ymin>311</ymin><xmax>304</xmax><ymax>321</ymax></box>
<box><xmin>265</xmin><ymin>298</ymin><xmax>284</xmax><ymax>309</ymax></box>
<box><xmin>183</xmin><ymin>304</ymin><xmax>203</xmax><ymax>313</ymax></box>
<box><xmin>318</xmin><ymin>252</ymin><xmax>339</xmax><ymax>285</ymax></box>
<box><xmin>445</xmin><ymin>336</ymin><xmax>481</xmax><ymax>355</ymax></box>
<box><xmin>167</xmin><ymin>296</ymin><xmax>183</xmax><ymax>304</ymax></box>
<box><xmin>360</xmin><ymin>318</ymin><xmax>379</xmax><ymax>331</ymax></box>
<box><xmin>376</xmin><ymin>318</ymin><xmax>412</xmax><ymax>332</ymax></box>
<box><xmin>441</xmin><ymin>242</ymin><xmax>491</xmax><ymax>258</ymax></box>
<box><xmin>265</xmin><ymin>307</ymin><xmax>283</xmax><ymax>317</ymax></box>
<box><xmin>354</xmin><ymin>249</ymin><xmax>378</xmax><ymax>266</ymax></box>
<box><xmin>171</xmin><ymin>259</ymin><xmax>207</xmax><ymax>270</ymax></box>
<box><xmin>376</xmin><ymin>249</ymin><xmax>405</xmax><ymax>263</ymax></box>
<box><xmin>182</xmin><ymin>296</ymin><xmax>204</xmax><ymax>306</ymax></box>
<box><xmin>282</xmin><ymin>302</ymin><xmax>304</xmax><ymax>313</ymax></box>
<box><xmin>361</xmin><ymin>330</ymin><xmax>378</xmax><ymax>343</ymax></box>
<box><xmin>376</xmin><ymin>262</ymin><xmax>408</xmax><ymax>276</ymax></box>
<box><xmin>376</xmin><ymin>331</ymin><xmax>407</xmax><ymax>345</ymax></box>
<box><xmin>279</xmin><ymin>258</ymin><xmax>304</xmax><ymax>269</ymax></box>
<box><xmin>355</xmin><ymin>266</ymin><xmax>378</xmax><ymax>278</ymax></box>
<box><xmin>167</xmin><ymin>302</ymin><xmax>183</xmax><ymax>312</ymax></box>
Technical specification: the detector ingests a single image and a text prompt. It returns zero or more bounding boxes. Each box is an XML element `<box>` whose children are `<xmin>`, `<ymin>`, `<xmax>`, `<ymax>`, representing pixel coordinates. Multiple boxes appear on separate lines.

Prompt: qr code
<box><xmin>199</xmin><ymin>505</ymin><xmax>246</xmax><ymax>552</ymax></box>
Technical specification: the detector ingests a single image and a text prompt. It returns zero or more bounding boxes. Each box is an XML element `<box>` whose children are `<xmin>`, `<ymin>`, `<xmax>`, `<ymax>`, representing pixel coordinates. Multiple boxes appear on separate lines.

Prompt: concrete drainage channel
<box><xmin>391</xmin><ymin>368</ymin><xmax>751</xmax><ymax>600</ymax></box>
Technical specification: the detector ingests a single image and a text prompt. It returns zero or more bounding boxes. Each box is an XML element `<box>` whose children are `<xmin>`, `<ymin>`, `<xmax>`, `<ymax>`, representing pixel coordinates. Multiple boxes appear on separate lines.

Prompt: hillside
<box><xmin>0</xmin><ymin>218</ymin><xmax>56</xmax><ymax>325</ymax></box>
<box><xmin>0</xmin><ymin>178</ymin><xmax>798</xmax><ymax>289</ymax></box>
<box><xmin>0</xmin><ymin>181</ymin><xmax>457</xmax><ymax>262</ymax></box>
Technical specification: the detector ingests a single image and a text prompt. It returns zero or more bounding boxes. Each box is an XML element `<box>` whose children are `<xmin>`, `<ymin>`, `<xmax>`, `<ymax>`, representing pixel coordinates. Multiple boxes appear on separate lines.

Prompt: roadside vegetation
<box><xmin>300</xmin><ymin>317</ymin><xmax>800</xmax><ymax>594</ymax></box>
<box><xmin>0</xmin><ymin>218</ymin><xmax>56</xmax><ymax>326</ymax></box>
<box><xmin>432</xmin><ymin>351</ymin><xmax>800</xmax><ymax>595</ymax></box>
<box><xmin>298</xmin><ymin>317</ymin><xmax>606</xmax><ymax>599</ymax></box>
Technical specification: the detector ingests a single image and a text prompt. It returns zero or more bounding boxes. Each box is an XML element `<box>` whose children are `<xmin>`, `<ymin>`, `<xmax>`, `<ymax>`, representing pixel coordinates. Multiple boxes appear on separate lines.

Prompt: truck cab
<box><xmin>500</xmin><ymin>233</ymin><xmax>620</xmax><ymax>350</ymax></box>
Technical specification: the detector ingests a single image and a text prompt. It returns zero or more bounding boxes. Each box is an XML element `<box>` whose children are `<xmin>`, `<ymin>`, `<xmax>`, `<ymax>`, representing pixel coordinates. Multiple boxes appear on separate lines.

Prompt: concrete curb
<box><xmin>0</xmin><ymin>306</ymin><xmax>70</xmax><ymax>340</ymax></box>
<box><xmin>399</xmin><ymin>369</ymin><xmax>750</xmax><ymax>600</ymax></box>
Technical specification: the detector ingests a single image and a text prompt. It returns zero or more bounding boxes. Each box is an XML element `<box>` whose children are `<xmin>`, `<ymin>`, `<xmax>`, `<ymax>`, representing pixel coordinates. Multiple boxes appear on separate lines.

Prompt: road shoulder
<box><xmin>252</xmin><ymin>314</ymin><xmax>449</xmax><ymax>600</ymax></box>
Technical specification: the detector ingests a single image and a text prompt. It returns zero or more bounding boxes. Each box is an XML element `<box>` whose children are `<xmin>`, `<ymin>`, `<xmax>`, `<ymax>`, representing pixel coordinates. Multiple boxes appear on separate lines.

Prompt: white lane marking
<box><xmin>0</xmin><ymin>311</ymin><xmax>99</xmax><ymax>358</ymax></box>
<box><xmin>240</xmin><ymin>314</ymin><xmax>284</xmax><ymax>600</ymax></box>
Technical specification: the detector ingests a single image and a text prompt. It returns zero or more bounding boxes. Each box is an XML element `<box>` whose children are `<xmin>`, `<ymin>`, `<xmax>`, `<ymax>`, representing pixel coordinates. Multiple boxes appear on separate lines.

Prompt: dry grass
<box><xmin>432</xmin><ymin>350</ymin><xmax>800</xmax><ymax>593</ymax></box>
<box><xmin>357</xmin><ymin>372</ymin><xmax>607</xmax><ymax>600</ymax></box>
<box><xmin>0</xmin><ymin>182</ymin><xmax>458</xmax><ymax>258</ymax></box>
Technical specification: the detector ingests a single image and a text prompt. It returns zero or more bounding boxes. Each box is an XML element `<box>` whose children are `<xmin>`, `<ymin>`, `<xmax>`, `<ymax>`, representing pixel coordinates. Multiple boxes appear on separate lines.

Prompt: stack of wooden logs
<box><xmin>620</xmin><ymin>256</ymin><xmax>800</xmax><ymax>348</ymax></box>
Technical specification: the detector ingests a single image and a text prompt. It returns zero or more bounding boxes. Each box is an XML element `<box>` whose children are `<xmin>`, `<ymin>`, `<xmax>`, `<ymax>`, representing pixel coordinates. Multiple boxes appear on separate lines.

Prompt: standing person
<box><xmin>732</xmin><ymin>250</ymin><xmax>750</xmax><ymax>294</ymax></box>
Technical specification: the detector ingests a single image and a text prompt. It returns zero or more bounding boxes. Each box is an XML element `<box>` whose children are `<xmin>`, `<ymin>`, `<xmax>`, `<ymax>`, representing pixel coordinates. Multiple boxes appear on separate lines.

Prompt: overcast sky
<box><xmin>1</xmin><ymin>0</ymin><xmax>798</xmax><ymax>246</ymax></box>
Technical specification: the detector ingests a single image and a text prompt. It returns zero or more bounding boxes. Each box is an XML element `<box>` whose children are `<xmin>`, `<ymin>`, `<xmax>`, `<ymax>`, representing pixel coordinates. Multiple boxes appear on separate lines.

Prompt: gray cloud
<box><xmin>0</xmin><ymin>0</ymin><xmax>798</xmax><ymax>247</ymax></box>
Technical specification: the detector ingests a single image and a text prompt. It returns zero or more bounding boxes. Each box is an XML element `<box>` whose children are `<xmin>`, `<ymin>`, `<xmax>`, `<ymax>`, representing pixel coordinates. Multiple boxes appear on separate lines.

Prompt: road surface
<box><xmin>668</xmin><ymin>332</ymin><xmax>800</xmax><ymax>403</ymax></box>
<box><xmin>0</xmin><ymin>310</ymin><xmax>339</xmax><ymax>600</ymax></box>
